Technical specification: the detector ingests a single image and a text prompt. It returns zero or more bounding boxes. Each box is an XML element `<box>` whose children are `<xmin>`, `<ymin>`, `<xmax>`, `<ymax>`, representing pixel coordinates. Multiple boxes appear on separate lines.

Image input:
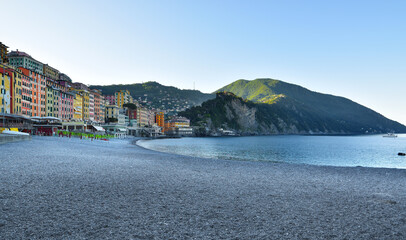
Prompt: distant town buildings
<box><xmin>1</xmin><ymin>41</ymin><xmax>192</xmax><ymax>137</ymax></box>
<box><xmin>1</xmin><ymin>44</ymin><xmax>105</xmax><ymax>123</ymax></box>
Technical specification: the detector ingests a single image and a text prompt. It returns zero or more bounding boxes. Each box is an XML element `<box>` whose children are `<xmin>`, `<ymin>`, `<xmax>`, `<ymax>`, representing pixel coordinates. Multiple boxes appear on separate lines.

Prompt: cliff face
<box><xmin>179</xmin><ymin>91</ymin><xmax>406</xmax><ymax>135</ymax></box>
<box><xmin>179</xmin><ymin>92</ymin><xmax>313</xmax><ymax>135</ymax></box>
<box><xmin>221</xmin><ymin>98</ymin><xmax>296</xmax><ymax>134</ymax></box>
<box><xmin>227</xmin><ymin>99</ymin><xmax>257</xmax><ymax>130</ymax></box>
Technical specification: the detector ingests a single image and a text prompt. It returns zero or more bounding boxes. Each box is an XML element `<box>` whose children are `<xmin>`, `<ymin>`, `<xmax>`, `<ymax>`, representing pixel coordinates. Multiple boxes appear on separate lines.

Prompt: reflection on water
<box><xmin>138</xmin><ymin>135</ymin><xmax>406</xmax><ymax>169</ymax></box>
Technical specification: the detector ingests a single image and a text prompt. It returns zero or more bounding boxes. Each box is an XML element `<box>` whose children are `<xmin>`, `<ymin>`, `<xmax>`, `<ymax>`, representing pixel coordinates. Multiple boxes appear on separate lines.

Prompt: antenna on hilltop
<box><xmin>193</xmin><ymin>81</ymin><xmax>195</xmax><ymax>90</ymax></box>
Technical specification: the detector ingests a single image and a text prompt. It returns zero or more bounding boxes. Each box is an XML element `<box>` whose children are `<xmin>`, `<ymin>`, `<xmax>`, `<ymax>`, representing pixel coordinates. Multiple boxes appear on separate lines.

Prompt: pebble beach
<box><xmin>1</xmin><ymin>136</ymin><xmax>406</xmax><ymax>239</ymax></box>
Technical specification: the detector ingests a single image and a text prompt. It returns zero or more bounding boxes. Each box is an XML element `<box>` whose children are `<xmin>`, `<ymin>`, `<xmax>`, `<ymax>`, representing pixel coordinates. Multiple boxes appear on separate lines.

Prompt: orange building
<box><xmin>91</xmin><ymin>89</ymin><xmax>104</xmax><ymax>123</ymax></box>
<box><xmin>155</xmin><ymin>112</ymin><xmax>164</xmax><ymax>128</ymax></box>
<box><xmin>21</xmin><ymin>71</ymin><xmax>32</xmax><ymax>117</ymax></box>
<box><xmin>19</xmin><ymin>67</ymin><xmax>46</xmax><ymax>117</ymax></box>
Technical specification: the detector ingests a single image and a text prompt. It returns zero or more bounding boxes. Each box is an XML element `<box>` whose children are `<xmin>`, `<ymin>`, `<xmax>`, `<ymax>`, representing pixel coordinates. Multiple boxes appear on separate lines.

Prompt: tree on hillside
<box><xmin>123</xmin><ymin>103</ymin><xmax>137</xmax><ymax>109</ymax></box>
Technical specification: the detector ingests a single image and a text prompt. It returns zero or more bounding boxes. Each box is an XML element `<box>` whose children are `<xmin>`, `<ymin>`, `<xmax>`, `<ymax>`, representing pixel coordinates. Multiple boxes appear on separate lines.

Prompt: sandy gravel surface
<box><xmin>1</xmin><ymin>136</ymin><xmax>406</xmax><ymax>239</ymax></box>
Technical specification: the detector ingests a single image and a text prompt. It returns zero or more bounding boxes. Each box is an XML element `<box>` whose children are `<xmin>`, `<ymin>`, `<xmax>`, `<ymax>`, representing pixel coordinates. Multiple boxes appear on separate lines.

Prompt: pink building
<box><xmin>71</xmin><ymin>82</ymin><xmax>88</xmax><ymax>91</ymax></box>
<box><xmin>105</xmin><ymin>94</ymin><xmax>115</xmax><ymax>105</ymax></box>
<box><xmin>58</xmin><ymin>91</ymin><xmax>74</xmax><ymax>121</ymax></box>
<box><xmin>89</xmin><ymin>92</ymin><xmax>95</xmax><ymax>121</ymax></box>
<box><xmin>21</xmin><ymin>73</ymin><xmax>32</xmax><ymax>117</ymax></box>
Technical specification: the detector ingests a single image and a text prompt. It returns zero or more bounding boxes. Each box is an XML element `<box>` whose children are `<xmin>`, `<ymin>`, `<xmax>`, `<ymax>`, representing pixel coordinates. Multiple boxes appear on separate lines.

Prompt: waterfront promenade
<box><xmin>1</xmin><ymin>137</ymin><xmax>406</xmax><ymax>239</ymax></box>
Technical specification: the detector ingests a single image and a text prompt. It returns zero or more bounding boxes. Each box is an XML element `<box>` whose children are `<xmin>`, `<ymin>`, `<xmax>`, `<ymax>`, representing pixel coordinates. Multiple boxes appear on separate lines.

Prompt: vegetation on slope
<box><xmin>90</xmin><ymin>81</ymin><xmax>215</xmax><ymax>114</ymax></box>
<box><xmin>215</xmin><ymin>78</ymin><xmax>406</xmax><ymax>134</ymax></box>
<box><xmin>180</xmin><ymin>80</ymin><xmax>406</xmax><ymax>135</ymax></box>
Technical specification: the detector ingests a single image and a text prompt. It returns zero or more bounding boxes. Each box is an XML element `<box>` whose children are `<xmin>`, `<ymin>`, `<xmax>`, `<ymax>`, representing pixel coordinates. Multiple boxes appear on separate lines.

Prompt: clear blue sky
<box><xmin>3</xmin><ymin>0</ymin><xmax>406</xmax><ymax>124</ymax></box>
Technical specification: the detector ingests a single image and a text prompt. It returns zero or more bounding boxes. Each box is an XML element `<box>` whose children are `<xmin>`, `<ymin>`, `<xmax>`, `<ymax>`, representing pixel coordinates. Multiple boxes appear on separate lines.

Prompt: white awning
<box><xmin>43</xmin><ymin>117</ymin><xmax>62</xmax><ymax>121</ymax></box>
<box><xmin>93</xmin><ymin>126</ymin><xmax>105</xmax><ymax>131</ymax></box>
<box><xmin>31</xmin><ymin>116</ymin><xmax>62</xmax><ymax>121</ymax></box>
<box><xmin>118</xmin><ymin>128</ymin><xmax>127</xmax><ymax>132</ymax></box>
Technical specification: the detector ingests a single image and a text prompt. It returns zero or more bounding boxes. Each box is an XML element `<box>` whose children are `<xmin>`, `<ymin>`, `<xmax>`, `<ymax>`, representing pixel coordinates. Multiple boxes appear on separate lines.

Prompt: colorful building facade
<box><xmin>136</xmin><ymin>106</ymin><xmax>156</xmax><ymax>127</ymax></box>
<box><xmin>164</xmin><ymin>116</ymin><xmax>192</xmax><ymax>135</ymax></box>
<box><xmin>1</xmin><ymin>65</ymin><xmax>22</xmax><ymax>115</ymax></box>
<box><xmin>115</xmin><ymin>90</ymin><xmax>133</xmax><ymax>108</ymax></box>
<box><xmin>21</xmin><ymin>72</ymin><xmax>32</xmax><ymax>117</ymax></box>
<box><xmin>0</xmin><ymin>67</ymin><xmax>11</xmax><ymax>114</ymax></box>
<box><xmin>43</xmin><ymin>64</ymin><xmax>60</xmax><ymax>80</ymax></box>
<box><xmin>21</xmin><ymin>69</ymin><xmax>46</xmax><ymax>117</ymax></box>
<box><xmin>105</xmin><ymin>105</ymin><xmax>119</xmax><ymax>122</ymax></box>
<box><xmin>92</xmin><ymin>89</ymin><xmax>104</xmax><ymax>123</ymax></box>
<box><xmin>8</xmin><ymin>51</ymin><xmax>43</xmax><ymax>74</ymax></box>
<box><xmin>89</xmin><ymin>92</ymin><xmax>94</xmax><ymax>121</ymax></box>
<box><xmin>105</xmin><ymin>94</ymin><xmax>115</xmax><ymax>106</ymax></box>
<box><xmin>58</xmin><ymin>91</ymin><xmax>74</xmax><ymax>121</ymax></box>
<box><xmin>72</xmin><ymin>92</ymin><xmax>83</xmax><ymax>120</ymax></box>
<box><xmin>9</xmin><ymin>67</ymin><xmax>22</xmax><ymax>115</ymax></box>
<box><xmin>46</xmin><ymin>86</ymin><xmax>54</xmax><ymax>117</ymax></box>
<box><xmin>155</xmin><ymin>111</ymin><xmax>165</xmax><ymax>128</ymax></box>
<box><xmin>1</xmin><ymin>43</ymin><xmax>111</xmax><ymax>125</ymax></box>
<box><xmin>77</xmin><ymin>90</ymin><xmax>89</xmax><ymax>120</ymax></box>
<box><xmin>52</xmin><ymin>88</ymin><xmax>59</xmax><ymax>118</ymax></box>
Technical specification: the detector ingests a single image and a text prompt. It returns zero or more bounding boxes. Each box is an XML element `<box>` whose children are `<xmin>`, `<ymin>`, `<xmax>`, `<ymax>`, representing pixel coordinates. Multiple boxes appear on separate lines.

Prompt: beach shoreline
<box><xmin>136</xmin><ymin>135</ymin><xmax>406</xmax><ymax>170</ymax></box>
<box><xmin>1</xmin><ymin>136</ymin><xmax>405</xmax><ymax>239</ymax></box>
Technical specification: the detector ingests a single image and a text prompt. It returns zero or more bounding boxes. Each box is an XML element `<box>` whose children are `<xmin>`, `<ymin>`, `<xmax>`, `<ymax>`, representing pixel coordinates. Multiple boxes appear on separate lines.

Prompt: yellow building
<box><xmin>43</xmin><ymin>64</ymin><xmax>60</xmax><ymax>80</ymax></box>
<box><xmin>72</xmin><ymin>92</ymin><xmax>83</xmax><ymax>120</ymax></box>
<box><xmin>0</xmin><ymin>64</ymin><xmax>21</xmax><ymax>115</ymax></box>
<box><xmin>76</xmin><ymin>90</ymin><xmax>89</xmax><ymax>120</ymax></box>
<box><xmin>11</xmin><ymin>68</ymin><xmax>22</xmax><ymax>115</ymax></box>
<box><xmin>115</xmin><ymin>90</ymin><xmax>133</xmax><ymax>108</ymax></box>
<box><xmin>1</xmin><ymin>66</ymin><xmax>11</xmax><ymax>114</ymax></box>
<box><xmin>105</xmin><ymin>105</ymin><xmax>119</xmax><ymax>121</ymax></box>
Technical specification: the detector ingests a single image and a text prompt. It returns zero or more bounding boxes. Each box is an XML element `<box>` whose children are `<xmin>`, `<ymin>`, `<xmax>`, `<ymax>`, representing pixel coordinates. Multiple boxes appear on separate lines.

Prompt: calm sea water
<box><xmin>137</xmin><ymin>135</ymin><xmax>406</xmax><ymax>169</ymax></box>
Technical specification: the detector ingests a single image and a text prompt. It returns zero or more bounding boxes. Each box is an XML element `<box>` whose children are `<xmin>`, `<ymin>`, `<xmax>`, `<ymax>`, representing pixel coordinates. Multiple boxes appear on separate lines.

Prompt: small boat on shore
<box><xmin>383</xmin><ymin>133</ymin><xmax>397</xmax><ymax>138</ymax></box>
<box><xmin>1</xmin><ymin>128</ymin><xmax>30</xmax><ymax>136</ymax></box>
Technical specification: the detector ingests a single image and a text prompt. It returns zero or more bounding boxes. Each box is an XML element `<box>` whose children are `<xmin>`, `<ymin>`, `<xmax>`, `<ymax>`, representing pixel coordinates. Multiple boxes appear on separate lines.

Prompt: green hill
<box><xmin>89</xmin><ymin>81</ymin><xmax>214</xmax><ymax>115</ymax></box>
<box><xmin>179</xmin><ymin>79</ymin><xmax>406</xmax><ymax>135</ymax></box>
